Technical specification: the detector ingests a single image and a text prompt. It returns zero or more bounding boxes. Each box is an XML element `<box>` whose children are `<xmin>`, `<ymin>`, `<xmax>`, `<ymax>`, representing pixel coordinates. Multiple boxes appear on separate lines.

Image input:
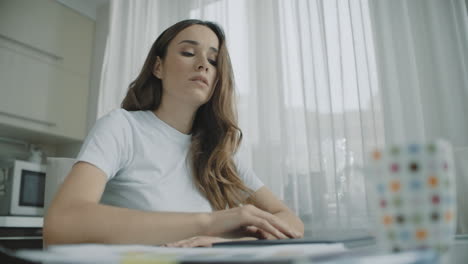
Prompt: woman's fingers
<box><xmin>254</xmin><ymin>227</ymin><xmax>277</xmax><ymax>240</ymax></box>
<box><xmin>165</xmin><ymin>236</ymin><xmax>230</xmax><ymax>248</ymax></box>
<box><xmin>254</xmin><ymin>210</ymin><xmax>299</xmax><ymax>239</ymax></box>
<box><xmin>208</xmin><ymin>205</ymin><xmax>299</xmax><ymax>239</ymax></box>
<box><xmin>245</xmin><ymin>225</ymin><xmax>283</xmax><ymax>240</ymax></box>
<box><xmin>252</xmin><ymin>218</ymin><xmax>287</xmax><ymax>239</ymax></box>
<box><xmin>239</xmin><ymin>205</ymin><xmax>299</xmax><ymax>239</ymax></box>
<box><xmin>244</xmin><ymin>225</ymin><xmax>266</xmax><ymax>239</ymax></box>
<box><xmin>259</xmin><ymin>228</ymin><xmax>277</xmax><ymax>240</ymax></box>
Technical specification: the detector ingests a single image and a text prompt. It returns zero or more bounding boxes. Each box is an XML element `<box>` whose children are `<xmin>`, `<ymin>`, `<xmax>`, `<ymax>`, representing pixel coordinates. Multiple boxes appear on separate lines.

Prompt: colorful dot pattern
<box><xmin>369</xmin><ymin>141</ymin><xmax>456</xmax><ymax>253</ymax></box>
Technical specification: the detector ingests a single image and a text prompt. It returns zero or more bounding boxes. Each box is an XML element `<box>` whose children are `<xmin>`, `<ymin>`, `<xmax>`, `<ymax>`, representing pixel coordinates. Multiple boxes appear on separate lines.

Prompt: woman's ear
<box><xmin>153</xmin><ymin>56</ymin><xmax>163</xmax><ymax>79</ymax></box>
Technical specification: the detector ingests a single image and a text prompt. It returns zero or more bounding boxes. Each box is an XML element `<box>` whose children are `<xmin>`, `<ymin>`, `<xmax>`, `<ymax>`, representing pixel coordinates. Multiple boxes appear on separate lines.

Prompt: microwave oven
<box><xmin>0</xmin><ymin>160</ymin><xmax>46</xmax><ymax>216</ymax></box>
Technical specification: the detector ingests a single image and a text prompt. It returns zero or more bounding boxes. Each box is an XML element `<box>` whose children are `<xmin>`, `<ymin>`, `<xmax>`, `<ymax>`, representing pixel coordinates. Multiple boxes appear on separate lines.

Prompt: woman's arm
<box><xmin>43</xmin><ymin>162</ymin><xmax>298</xmax><ymax>247</ymax></box>
<box><xmin>44</xmin><ymin>162</ymin><xmax>208</xmax><ymax>246</ymax></box>
<box><xmin>163</xmin><ymin>186</ymin><xmax>304</xmax><ymax>247</ymax></box>
<box><xmin>246</xmin><ymin>186</ymin><xmax>305</xmax><ymax>237</ymax></box>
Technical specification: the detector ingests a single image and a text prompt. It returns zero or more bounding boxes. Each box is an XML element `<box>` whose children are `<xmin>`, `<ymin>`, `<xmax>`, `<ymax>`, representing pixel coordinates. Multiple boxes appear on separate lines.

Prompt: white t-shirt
<box><xmin>76</xmin><ymin>109</ymin><xmax>263</xmax><ymax>212</ymax></box>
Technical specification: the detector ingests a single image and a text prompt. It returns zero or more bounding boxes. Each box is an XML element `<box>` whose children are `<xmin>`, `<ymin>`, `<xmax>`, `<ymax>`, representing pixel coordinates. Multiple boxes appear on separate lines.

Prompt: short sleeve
<box><xmin>76</xmin><ymin>109</ymin><xmax>133</xmax><ymax>180</ymax></box>
<box><xmin>234</xmin><ymin>154</ymin><xmax>264</xmax><ymax>192</ymax></box>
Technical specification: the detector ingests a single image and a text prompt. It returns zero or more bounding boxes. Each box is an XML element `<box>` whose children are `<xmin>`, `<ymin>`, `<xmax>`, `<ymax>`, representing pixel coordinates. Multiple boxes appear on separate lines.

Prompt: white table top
<box><xmin>0</xmin><ymin>216</ymin><xmax>43</xmax><ymax>228</ymax></box>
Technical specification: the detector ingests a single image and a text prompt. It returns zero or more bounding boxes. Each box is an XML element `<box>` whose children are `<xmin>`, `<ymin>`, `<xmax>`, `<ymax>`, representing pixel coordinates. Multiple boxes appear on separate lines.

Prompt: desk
<box><xmin>2</xmin><ymin>236</ymin><xmax>468</xmax><ymax>263</ymax></box>
<box><xmin>347</xmin><ymin>235</ymin><xmax>468</xmax><ymax>264</ymax></box>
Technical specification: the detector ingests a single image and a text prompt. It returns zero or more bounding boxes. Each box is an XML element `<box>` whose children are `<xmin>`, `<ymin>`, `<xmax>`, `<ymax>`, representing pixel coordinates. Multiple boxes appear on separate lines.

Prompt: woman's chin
<box><xmin>181</xmin><ymin>94</ymin><xmax>210</xmax><ymax>108</ymax></box>
<box><xmin>187</xmin><ymin>89</ymin><xmax>211</xmax><ymax>106</ymax></box>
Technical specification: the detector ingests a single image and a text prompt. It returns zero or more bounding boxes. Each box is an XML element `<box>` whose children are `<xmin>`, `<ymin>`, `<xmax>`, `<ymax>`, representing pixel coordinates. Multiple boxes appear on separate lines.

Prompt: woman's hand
<box><xmin>243</xmin><ymin>226</ymin><xmax>279</xmax><ymax>240</ymax></box>
<box><xmin>163</xmin><ymin>236</ymin><xmax>257</xmax><ymax>248</ymax></box>
<box><xmin>205</xmin><ymin>204</ymin><xmax>302</xmax><ymax>240</ymax></box>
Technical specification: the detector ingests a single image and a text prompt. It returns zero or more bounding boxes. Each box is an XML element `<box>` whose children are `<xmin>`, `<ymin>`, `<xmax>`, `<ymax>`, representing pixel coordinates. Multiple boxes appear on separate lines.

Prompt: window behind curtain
<box><xmin>189</xmin><ymin>0</ymin><xmax>384</xmax><ymax>237</ymax></box>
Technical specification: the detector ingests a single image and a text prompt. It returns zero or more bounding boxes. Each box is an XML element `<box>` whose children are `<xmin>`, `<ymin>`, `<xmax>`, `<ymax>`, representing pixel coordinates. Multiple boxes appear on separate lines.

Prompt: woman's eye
<box><xmin>208</xmin><ymin>59</ymin><xmax>217</xmax><ymax>67</ymax></box>
<box><xmin>181</xmin><ymin>51</ymin><xmax>217</xmax><ymax>66</ymax></box>
<box><xmin>181</xmin><ymin>51</ymin><xmax>194</xmax><ymax>57</ymax></box>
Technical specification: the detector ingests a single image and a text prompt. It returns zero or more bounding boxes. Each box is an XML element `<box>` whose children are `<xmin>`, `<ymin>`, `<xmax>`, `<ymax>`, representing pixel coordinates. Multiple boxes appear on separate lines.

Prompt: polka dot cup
<box><xmin>367</xmin><ymin>140</ymin><xmax>456</xmax><ymax>253</ymax></box>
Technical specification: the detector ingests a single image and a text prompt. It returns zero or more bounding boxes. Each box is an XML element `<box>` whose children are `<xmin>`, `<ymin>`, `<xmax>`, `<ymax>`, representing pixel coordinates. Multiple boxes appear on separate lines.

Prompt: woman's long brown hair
<box><xmin>121</xmin><ymin>19</ymin><xmax>253</xmax><ymax>210</ymax></box>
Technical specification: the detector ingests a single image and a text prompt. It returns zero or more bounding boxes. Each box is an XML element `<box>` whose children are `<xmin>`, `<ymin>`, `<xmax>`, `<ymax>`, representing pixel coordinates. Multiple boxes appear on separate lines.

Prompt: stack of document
<box><xmin>13</xmin><ymin>243</ymin><xmax>346</xmax><ymax>263</ymax></box>
<box><xmin>10</xmin><ymin>243</ymin><xmax>438</xmax><ymax>264</ymax></box>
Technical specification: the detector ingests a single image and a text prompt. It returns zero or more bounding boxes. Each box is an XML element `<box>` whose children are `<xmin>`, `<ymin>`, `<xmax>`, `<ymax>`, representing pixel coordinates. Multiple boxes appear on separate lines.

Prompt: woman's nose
<box><xmin>197</xmin><ymin>65</ymin><xmax>207</xmax><ymax>71</ymax></box>
<box><xmin>196</xmin><ymin>58</ymin><xmax>209</xmax><ymax>72</ymax></box>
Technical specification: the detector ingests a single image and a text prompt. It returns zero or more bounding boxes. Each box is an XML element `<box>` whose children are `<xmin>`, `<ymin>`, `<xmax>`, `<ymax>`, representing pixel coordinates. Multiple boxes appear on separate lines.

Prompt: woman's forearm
<box><xmin>43</xmin><ymin>202</ymin><xmax>300</xmax><ymax>247</ymax></box>
<box><xmin>43</xmin><ymin>201</ymin><xmax>211</xmax><ymax>247</ymax></box>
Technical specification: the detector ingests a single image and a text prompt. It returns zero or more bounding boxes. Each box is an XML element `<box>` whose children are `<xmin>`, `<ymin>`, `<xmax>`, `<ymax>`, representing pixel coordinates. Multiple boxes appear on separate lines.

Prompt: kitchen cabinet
<box><xmin>0</xmin><ymin>0</ymin><xmax>94</xmax><ymax>143</ymax></box>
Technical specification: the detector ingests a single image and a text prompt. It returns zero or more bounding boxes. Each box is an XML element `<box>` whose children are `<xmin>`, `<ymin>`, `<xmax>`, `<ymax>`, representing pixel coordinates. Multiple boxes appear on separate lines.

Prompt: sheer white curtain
<box><xmin>274</xmin><ymin>0</ymin><xmax>384</xmax><ymax>236</ymax></box>
<box><xmin>97</xmin><ymin>0</ymin><xmax>194</xmax><ymax>118</ymax></box>
<box><xmin>98</xmin><ymin>0</ymin><xmax>383</xmax><ymax>237</ymax></box>
<box><xmin>188</xmin><ymin>0</ymin><xmax>384</xmax><ymax>236</ymax></box>
<box><xmin>369</xmin><ymin>0</ymin><xmax>468</xmax><ymax>145</ymax></box>
<box><xmin>368</xmin><ymin>0</ymin><xmax>468</xmax><ymax>233</ymax></box>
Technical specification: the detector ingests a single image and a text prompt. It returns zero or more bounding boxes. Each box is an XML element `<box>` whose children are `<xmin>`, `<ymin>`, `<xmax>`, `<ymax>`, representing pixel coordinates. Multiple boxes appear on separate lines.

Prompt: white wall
<box><xmin>0</xmin><ymin>138</ymin><xmax>57</xmax><ymax>163</ymax></box>
<box><xmin>86</xmin><ymin>1</ymin><xmax>110</xmax><ymax>132</ymax></box>
<box><xmin>53</xmin><ymin>1</ymin><xmax>110</xmax><ymax>159</ymax></box>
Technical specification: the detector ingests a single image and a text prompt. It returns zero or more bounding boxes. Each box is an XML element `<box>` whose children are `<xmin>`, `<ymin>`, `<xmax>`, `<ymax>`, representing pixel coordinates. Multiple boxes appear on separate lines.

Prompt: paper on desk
<box><xmin>14</xmin><ymin>243</ymin><xmax>348</xmax><ymax>263</ymax></box>
<box><xmin>318</xmin><ymin>250</ymin><xmax>439</xmax><ymax>264</ymax></box>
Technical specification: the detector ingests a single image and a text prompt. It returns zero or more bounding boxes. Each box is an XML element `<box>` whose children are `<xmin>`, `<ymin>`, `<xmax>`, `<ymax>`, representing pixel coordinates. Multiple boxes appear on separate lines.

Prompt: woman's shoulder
<box><xmin>98</xmin><ymin>108</ymin><xmax>146</xmax><ymax>127</ymax></box>
<box><xmin>103</xmin><ymin>108</ymin><xmax>134</xmax><ymax>120</ymax></box>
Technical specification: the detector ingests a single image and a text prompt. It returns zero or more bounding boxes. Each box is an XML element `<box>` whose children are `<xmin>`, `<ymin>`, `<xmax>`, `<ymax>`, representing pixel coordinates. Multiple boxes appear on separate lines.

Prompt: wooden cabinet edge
<box><xmin>0</xmin><ymin>116</ymin><xmax>85</xmax><ymax>144</ymax></box>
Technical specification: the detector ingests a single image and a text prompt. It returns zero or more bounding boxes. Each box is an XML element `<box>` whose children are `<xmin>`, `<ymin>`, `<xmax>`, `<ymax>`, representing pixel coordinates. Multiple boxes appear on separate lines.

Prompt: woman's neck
<box><xmin>153</xmin><ymin>100</ymin><xmax>197</xmax><ymax>135</ymax></box>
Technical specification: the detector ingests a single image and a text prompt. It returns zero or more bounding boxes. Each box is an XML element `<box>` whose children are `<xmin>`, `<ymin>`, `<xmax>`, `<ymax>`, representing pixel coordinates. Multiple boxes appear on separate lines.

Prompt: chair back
<box><xmin>44</xmin><ymin>157</ymin><xmax>75</xmax><ymax>213</ymax></box>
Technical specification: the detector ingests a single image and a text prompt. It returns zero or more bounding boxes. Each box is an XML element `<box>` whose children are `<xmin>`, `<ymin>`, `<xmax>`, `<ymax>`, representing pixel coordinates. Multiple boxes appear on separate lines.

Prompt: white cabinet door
<box><xmin>0</xmin><ymin>0</ymin><xmax>93</xmax><ymax>142</ymax></box>
<box><xmin>0</xmin><ymin>0</ymin><xmax>62</xmax><ymax>63</ymax></box>
<box><xmin>48</xmin><ymin>68</ymin><xmax>89</xmax><ymax>140</ymax></box>
<box><xmin>0</xmin><ymin>40</ymin><xmax>58</xmax><ymax>128</ymax></box>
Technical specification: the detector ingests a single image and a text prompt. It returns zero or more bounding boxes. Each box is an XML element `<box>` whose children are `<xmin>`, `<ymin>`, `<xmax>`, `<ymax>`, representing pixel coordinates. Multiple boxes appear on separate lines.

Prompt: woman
<box><xmin>43</xmin><ymin>19</ymin><xmax>304</xmax><ymax>248</ymax></box>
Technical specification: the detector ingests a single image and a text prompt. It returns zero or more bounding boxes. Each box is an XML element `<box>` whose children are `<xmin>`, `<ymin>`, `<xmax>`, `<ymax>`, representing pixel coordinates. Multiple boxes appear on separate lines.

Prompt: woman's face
<box><xmin>153</xmin><ymin>25</ymin><xmax>219</xmax><ymax>108</ymax></box>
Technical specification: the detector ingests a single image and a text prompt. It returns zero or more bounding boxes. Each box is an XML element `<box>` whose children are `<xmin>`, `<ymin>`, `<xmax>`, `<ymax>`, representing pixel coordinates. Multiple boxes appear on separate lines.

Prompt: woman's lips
<box><xmin>192</xmin><ymin>79</ymin><xmax>208</xmax><ymax>87</ymax></box>
<box><xmin>189</xmin><ymin>75</ymin><xmax>209</xmax><ymax>86</ymax></box>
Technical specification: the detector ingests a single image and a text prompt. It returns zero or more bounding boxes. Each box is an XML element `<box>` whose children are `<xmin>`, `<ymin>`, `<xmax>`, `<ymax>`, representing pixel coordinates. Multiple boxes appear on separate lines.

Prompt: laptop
<box><xmin>212</xmin><ymin>234</ymin><xmax>375</xmax><ymax>248</ymax></box>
